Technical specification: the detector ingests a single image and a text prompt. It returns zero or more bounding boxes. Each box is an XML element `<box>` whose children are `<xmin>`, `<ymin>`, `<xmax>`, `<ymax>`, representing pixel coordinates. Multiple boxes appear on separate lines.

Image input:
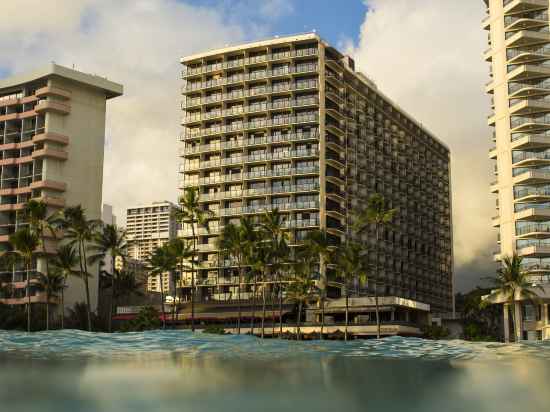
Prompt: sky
<box><xmin>0</xmin><ymin>0</ymin><xmax>492</xmax><ymax>292</ymax></box>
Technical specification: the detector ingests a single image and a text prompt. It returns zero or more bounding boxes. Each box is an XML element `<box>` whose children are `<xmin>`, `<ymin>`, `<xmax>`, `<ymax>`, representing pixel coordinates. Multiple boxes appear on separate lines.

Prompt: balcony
<box><xmin>34</xmin><ymin>100</ymin><xmax>70</xmax><ymax>115</ymax></box>
<box><xmin>487</xmin><ymin>113</ymin><xmax>496</xmax><ymax>126</ymax></box>
<box><xmin>505</xmin><ymin>30</ymin><xmax>550</xmax><ymax>49</ymax></box>
<box><xmin>489</xmin><ymin>147</ymin><xmax>498</xmax><ymax>159</ymax></box>
<box><xmin>32</xmin><ymin>132</ymin><xmax>69</xmax><ymax>145</ymax></box>
<box><xmin>35</xmin><ymin>86</ymin><xmax>71</xmax><ymax>100</ymax></box>
<box><xmin>513</xmin><ymin>169</ymin><xmax>550</xmax><ymax>184</ymax></box>
<box><xmin>517</xmin><ymin>244</ymin><xmax>550</xmax><ymax>257</ymax></box>
<box><xmin>180</xmin><ymin>48</ymin><xmax>318</xmax><ymax>78</ymax></box>
<box><xmin>512</xmin><ymin>150</ymin><xmax>550</xmax><ymax>166</ymax></box>
<box><xmin>490</xmin><ymin>180</ymin><xmax>499</xmax><ymax>193</ymax></box>
<box><xmin>505</xmin><ymin>11</ymin><xmax>548</xmax><ymax>32</ymax></box>
<box><xmin>507</xmin><ymin>64</ymin><xmax>550</xmax><ymax>83</ymax></box>
<box><xmin>482</xmin><ymin>14</ymin><xmax>491</xmax><ymax>30</ymax></box>
<box><xmin>514</xmin><ymin>186</ymin><xmax>550</xmax><ymax>201</ymax></box>
<box><xmin>484</xmin><ymin>47</ymin><xmax>493</xmax><ymax>62</ymax></box>
<box><xmin>515</xmin><ymin>206</ymin><xmax>550</xmax><ymax>221</ymax></box>
<box><xmin>31</xmin><ymin>147</ymin><xmax>68</xmax><ymax>161</ymax></box>
<box><xmin>181</xmin><ymin>114</ymin><xmax>319</xmax><ymax>139</ymax></box>
<box><xmin>182</xmin><ymin>97</ymin><xmax>320</xmax><ymax>125</ymax></box>
<box><xmin>492</xmin><ymin>215</ymin><xmax>501</xmax><ymax>227</ymax></box>
<box><xmin>516</xmin><ymin>223</ymin><xmax>550</xmax><ymax>238</ymax></box>
<box><xmin>182</xmin><ymin>65</ymin><xmax>319</xmax><ymax>93</ymax></box>
<box><xmin>504</xmin><ymin>0</ymin><xmax>548</xmax><ymax>16</ymax></box>
<box><xmin>507</xmin><ymin>44</ymin><xmax>550</xmax><ymax>65</ymax></box>
<box><xmin>510</xmin><ymin>114</ymin><xmax>550</xmax><ymax>132</ymax></box>
<box><xmin>509</xmin><ymin>79</ymin><xmax>550</xmax><ymax>98</ymax></box>
<box><xmin>511</xmin><ymin>134</ymin><xmax>550</xmax><ymax>150</ymax></box>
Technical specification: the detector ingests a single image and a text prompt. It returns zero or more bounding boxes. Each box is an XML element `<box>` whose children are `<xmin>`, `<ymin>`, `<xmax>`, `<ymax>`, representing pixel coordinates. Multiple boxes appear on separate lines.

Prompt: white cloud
<box><xmin>351</xmin><ymin>0</ymin><xmax>495</xmax><ymax>289</ymax></box>
<box><xmin>0</xmin><ymin>0</ymin><xmax>246</xmax><ymax>222</ymax></box>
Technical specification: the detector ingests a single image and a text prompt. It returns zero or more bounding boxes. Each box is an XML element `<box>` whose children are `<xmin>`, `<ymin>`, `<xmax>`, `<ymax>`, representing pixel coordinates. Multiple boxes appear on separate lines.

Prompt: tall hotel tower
<box><xmin>179</xmin><ymin>33</ymin><xmax>453</xmax><ymax>314</ymax></box>
<box><xmin>0</xmin><ymin>64</ymin><xmax>122</xmax><ymax>312</ymax></box>
<box><xmin>483</xmin><ymin>0</ymin><xmax>550</xmax><ymax>340</ymax></box>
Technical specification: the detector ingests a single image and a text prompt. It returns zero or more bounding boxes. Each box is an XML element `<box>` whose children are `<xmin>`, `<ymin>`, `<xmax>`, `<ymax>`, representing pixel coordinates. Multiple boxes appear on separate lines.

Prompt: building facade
<box><xmin>179</xmin><ymin>33</ymin><xmax>453</xmax><ymax>314</ymax></box>
<box><xmin>125</xmin><ymin>201</ymin><xmax>178</xmax><ymax>293</ymax></box>
<box><xmin>0</xmin><ymin>63</ymin><xmax>122</xmax><ymax>312</ymax></box>
<box><xmin>483</xmin><ymin>0</ymin><xmax>550</xmax><ymax>340</ymax></box>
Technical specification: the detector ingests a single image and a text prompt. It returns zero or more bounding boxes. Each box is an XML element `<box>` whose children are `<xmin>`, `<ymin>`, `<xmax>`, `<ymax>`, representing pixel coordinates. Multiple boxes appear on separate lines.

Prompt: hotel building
<box><xmin>483</xmin><ymin>0</ymin><xmax>550</xmax><ymax>340</ymax></box>
<box><xmin>0</xmin><ymin>63</ymin><xmax>122</xmax><ymax>312</ymax></box>
<box><xmin>179</xmin><ymin>33</ymin><xmax>453</xmax><ymax>319</ymax></box>
<box><xmin>125</xmin><ymin>201</ymin><xmax>178</xmax><ymax>293</ymax></box>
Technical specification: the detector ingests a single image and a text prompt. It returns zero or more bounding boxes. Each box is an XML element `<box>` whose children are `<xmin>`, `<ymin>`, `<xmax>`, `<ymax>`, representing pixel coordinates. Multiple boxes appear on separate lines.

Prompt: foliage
<box><xmin>203</xmin><ymin>325</ymin><xmax>227</xmax><ymax>334</ymax></box>
<box><xmin>421</xmin><ymin>324</ymin><xmax>450</xmax><ymax>340</ymax></box>
<box><xmin>455</xmin><ymin>288</ymin><xmax>501</xmax><ymax>341</ymax></box>
<box><xmin>120</xmin><ymin>306</ymin><xmax>161</xmax><ymax>332</ymax></box>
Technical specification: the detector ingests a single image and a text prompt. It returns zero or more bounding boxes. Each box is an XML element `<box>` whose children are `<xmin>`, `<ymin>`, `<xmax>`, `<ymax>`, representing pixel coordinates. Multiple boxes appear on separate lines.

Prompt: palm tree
<box><xmin>259</xmin><ymin>209</ymin><xmax>289</xmax><ymax>337</ymax></box>
<box><xmin>24</xmin><ymin>199</ymin><xmax>58</xmax><ymax>325</ymax></box>
<box><xmin>51</xmin><ymin>244</ymin><xmax>80</xmax><ymax>329</ymax></box>
<box><xmin>249</xmin><ymin>234</ymin><xmax>271</xmax><ymax>338</ymax></box>
<box><xmin>146</xmin><ymin>245</ymin><xmax>175</xmax><ymax>329</ymax></box>
<box><xmin>355</xmin><ymin>193</ymin><xmax>397</xmax><ymax>339</ymax></box>
<box><xmin>483</xmin><ymin>254</ymin><xmax>543</xmax><ymax>342</ymax></box>
<box><xmin>217</xmin><ymin>217</ymin><xmax>256</xmax><ymax>335</ymax></box>
<box><xmin>174</xmin><ymin>187</ymin><xmax>213</xmax><ymax>332</ymax></box>
<box><xmin>302</xmin><ymin>229</ymin><xmax>331</xmax><ymax>339</ymax></box>
<box><xmin>166</xmin><ymin>238</ymin><xmax>193</xmax><ymax>323</ymax></box>
<box><xmin>36</xmin><ymin>270</ymin><xmax>64</xmax><ymax>330</ymax></box>
<box><xmin>331</xmin><ymin>242</ymin><xmax>368</xmax><ymax>341</ymax></box>
<box><xmin>8</xmin><ymin>228</ymin><xmax>40</xmax><ymax>332</ymax></box>
<box><xmin>114</xmin><ymin>269</ymin><xmax>145</xmax><ymax>303</ymax></box>
<box><xmin>287</xmin><ymin>256</ymin><xmax>317</xmax><ymax>340</ymax></box>
<box><xmin>88</xmin><ymin>224</ymin><xmax>128</xmax><ymax>332</ymax></box>
<box><xmin>58</xmin><ymin>205</ymin><xmax>102</xmax><ymax>332</ymax></box>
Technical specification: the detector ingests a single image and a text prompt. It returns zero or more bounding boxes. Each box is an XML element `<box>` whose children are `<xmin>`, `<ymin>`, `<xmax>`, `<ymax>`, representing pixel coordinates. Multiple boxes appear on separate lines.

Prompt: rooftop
<box><xmin>0</xmin><ymin>63</ymin><xmax>123</xmax><ymax>99</ymax></box>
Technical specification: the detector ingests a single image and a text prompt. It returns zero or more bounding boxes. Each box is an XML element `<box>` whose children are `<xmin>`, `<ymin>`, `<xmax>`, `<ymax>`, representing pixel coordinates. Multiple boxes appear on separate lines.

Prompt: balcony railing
<box><xmin>515</xmin><ymin>186</ymin><xmax>550</xmax><ymax>198</ymax></box>
<box><xmin>183</xmin><ymin>80</ymin><xmax>319</xmax><ymax>107</ymax></box>
<box><xmin>183</xmin><ymin>64</ymin><xmax>319</xmax><ymax>92</ymax></box>
<box><xmin>517</xmin><ymin>223</ymin><xmax>550</xmax><ymax>235</ymax></box>
<box><xmin>512</xmin><ymin>150</ymin><xmax>550</xmax><ymax>163</ymax></box>
<box><xmin>181</xmin><ymin>48</ymin><xmax>318</xmax><ymax>77</ymax></box>
<box><xmin>218</xmin><ymin>200</ymin><xmax>320</xmax><ymax>216</ymax></box>
<box><xmin>511</xmin><ymin>114</ymin><xmax>550</xmax><ymax>129</ymax></box>
<box><xmin>184</xmin><ymin>97</ymin><xmax>319</xmax><ymax>123</ymax></box>
<box><xmin>181</xmin><ymin>114</ymin><xmax>319</xmax><ymax>139</ymax></box>
<box><xmin>181</xmin><ymin>131</ymin><xmax>319</xmax><ymax>154</ymax></box>
<box><xmin>509</xmin><ymin>78</ymin><xmax>550</xmax><ymax>94</ymax></box>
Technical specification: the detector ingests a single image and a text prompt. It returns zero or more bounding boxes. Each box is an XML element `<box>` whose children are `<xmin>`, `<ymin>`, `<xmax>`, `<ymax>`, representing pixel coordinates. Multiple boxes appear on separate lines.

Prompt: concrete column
<box><xmin>503</xmin><ymin>303</ymin><xmax>510</xmax><ymax>343</ymax></box>
<box><xmin>544</xmin><ymin>304</ymin><xmax>549</xmax><ymax>328</ymax></box>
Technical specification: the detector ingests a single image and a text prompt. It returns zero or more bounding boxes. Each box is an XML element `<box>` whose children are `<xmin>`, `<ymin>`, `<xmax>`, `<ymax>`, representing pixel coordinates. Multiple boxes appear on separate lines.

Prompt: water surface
<box><xmin>1</xmin><ymin>330</ymin><xmax>549</xmax><ymax>412</ymax></box>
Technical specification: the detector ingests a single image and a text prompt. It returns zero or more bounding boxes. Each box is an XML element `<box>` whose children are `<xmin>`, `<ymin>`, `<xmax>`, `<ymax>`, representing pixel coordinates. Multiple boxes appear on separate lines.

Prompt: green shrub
<box><xmin>203</xmin><ymin>325</ymin><xmax>226</xmax><ymax>335</ymax></box>
<box><xmin>422</xmin><ymin>324</ymin><xmax>450</xmax><ymax>340</ymax></box>
<box><xmin>120</xmin><ymin>306</ymin><xmax>161</xmax><ymax>332</ymax></box>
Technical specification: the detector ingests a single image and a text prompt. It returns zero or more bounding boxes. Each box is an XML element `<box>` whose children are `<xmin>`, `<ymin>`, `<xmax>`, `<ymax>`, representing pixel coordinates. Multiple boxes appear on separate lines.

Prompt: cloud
<box><xmin>0</xmin><ymin>0</ymin><xmax>248</xmax><ymax>222</ymax></box>
<box><xmin>351</xmin><ymin>0</ymin><xmax>494</xmax><ymax>291</ymax></box>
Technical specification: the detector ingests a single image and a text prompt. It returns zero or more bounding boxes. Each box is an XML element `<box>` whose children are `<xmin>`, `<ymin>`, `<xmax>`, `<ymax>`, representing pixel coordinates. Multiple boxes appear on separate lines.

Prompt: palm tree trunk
<box><xmin>320</xmin><ymin>295</ymin><xmax>325</xmax><ymax>340</ymax></box>
<box><xmin>107</xmin><ymin>256</ymin><xmax>116</xmax><ymax>333</ymax></box>
<box><xmin>80</xmin><ymin>241</ymin><xmax>92</xmax><ymax>332</ymax></box>
<box><xmin>191</xmin><ymin>223</ymin><xmax>196</xmax><ymax>332</ymax></box>
<box><xmin>45</xmin><ymin>288</ymin><xmax>50</xmax><ymax>331</ymax></box>
<box><xmin>160</xmin><ymin>279</ymin><xmax>166</xmax><ymax>330</ymax></box>
<box><xmin>345</xmin><ymin>292</ymin><xmax>349</xmax><ymax>342</ymax></box>
<box><xmin>375</xmin><ymin>225</ymin><xmax>381</xmax><ymax>339</ymax></box>
<box><xmin>297</xmin><ymin>301</ymin><xmax>302</xmax><ymax>341</ymax></box>
<box><xmin>250</xmin><ymin>274</ymin><xmax>256</xmax><ymax>335</ymax></box>
<box><xmin>26</xmin><ymin>261</ymin><xmax>31</xmax><ymax>333</ymax></box>
<box><xmin>237</xmin><ymin>266</ymin><xmax>243</xmax><ymax>335</ymax></box>
<box><xmin>261</xmin><ymin>283</ymin><xmax>266</xmax><ymax>339</ymax></box>
<box><xmin>279</xmin><ymin>276</ymin><xmax>284</xmax><ymax>338</ymax></box>
<box><xmin>61</xmin><ymin>282</ymin><xmax>65</xmax><ymax>329</ymax></box>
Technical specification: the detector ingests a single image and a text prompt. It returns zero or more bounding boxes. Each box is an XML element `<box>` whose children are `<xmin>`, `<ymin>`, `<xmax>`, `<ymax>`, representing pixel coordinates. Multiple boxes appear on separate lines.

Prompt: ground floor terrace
<box><xmin>114</xmin><ymin>296</ymin><xmax>431</xmax><ymax>338</ymax></box>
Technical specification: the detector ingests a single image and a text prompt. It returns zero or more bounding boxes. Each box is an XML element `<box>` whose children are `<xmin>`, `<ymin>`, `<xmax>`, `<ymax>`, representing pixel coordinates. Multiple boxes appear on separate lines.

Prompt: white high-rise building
<box><xmin>125</xmin><ymin>201</ymin><xmax>178</xmax><ymax>293</ymax></box>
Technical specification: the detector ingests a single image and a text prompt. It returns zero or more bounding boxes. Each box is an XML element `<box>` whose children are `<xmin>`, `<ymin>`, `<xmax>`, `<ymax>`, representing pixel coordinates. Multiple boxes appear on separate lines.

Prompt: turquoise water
<box><xmin>1</xmin><ymin>330</ymin><xmax>550</xmax><ymax>412</ymax></box>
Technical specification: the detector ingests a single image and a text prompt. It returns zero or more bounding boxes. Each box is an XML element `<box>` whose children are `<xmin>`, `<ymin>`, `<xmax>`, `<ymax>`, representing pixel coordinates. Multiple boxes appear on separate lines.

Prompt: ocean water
<box><xmin>1</xmin><ymin>330</ymin><xmax>550</xmax><ymax>412</ymax></box>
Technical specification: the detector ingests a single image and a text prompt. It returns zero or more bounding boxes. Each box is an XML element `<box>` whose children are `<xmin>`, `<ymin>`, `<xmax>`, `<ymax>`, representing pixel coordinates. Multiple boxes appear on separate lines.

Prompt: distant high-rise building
<box><xmin>179</xmin><ymin>33</ymin><xmax>453</xmax><ymax>317</ymax></box>
<box><xmin>125</xmin><ymin>201</ymin><xmax>178</xmax><ymax>293</ymax></box>
<box><xmin>0</xmin><ymin>63</ymin><xmax>122</xmax><ymax>312</ymax></box>
<box><xmin>483</xmin><ymin>0</ymin><xmax>550</xmax><ymax>341</ymax></box>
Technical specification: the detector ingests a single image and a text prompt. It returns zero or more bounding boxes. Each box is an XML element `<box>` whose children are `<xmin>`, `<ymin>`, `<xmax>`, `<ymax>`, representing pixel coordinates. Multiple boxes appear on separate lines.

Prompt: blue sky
<box><xmin>182</xmin><ymin>0</ymin><xmax>369</xmax><ymax>47</ymax></box>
